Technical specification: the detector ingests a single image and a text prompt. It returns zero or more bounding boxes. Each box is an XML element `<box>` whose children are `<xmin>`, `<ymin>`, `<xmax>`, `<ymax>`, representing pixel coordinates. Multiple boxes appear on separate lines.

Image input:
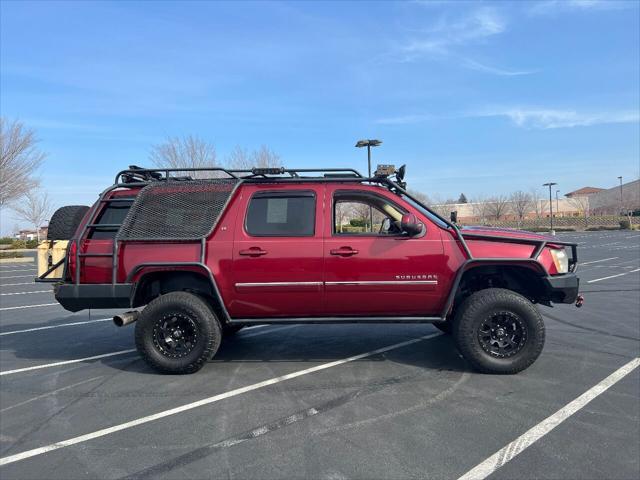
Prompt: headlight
<box><xmin>550</xmin><ymin>248</ymin><xmax>569</xmax><ymax>274</ymax></box>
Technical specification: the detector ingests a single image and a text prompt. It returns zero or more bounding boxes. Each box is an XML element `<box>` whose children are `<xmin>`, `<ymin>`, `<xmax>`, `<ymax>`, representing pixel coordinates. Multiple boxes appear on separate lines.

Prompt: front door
<box><xmin>324</xmin><ymin>186</ymin><xmax>445</xmax><ymax>317</ymax></box>
<box><xmin>230</xmin><ymin>185</ymin><xmax>324</xmax><ymax>318</ymax></box>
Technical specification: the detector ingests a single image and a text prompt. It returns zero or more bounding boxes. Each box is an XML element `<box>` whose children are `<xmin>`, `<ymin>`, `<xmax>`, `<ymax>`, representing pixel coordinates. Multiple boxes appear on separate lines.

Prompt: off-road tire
<box><xmin>47</xmin><ymin>205</ymin><xmax>89</xmax><ymax>240</ymax></box>
<box><xmin>135</xmin><ymin>291</ymin><xmax>222</xmax><ymax>374</ymax></box>
<box><xmin>452</xmin><ymin>288</ymin><xmax>545</xmax><ymax>374</ymax></box>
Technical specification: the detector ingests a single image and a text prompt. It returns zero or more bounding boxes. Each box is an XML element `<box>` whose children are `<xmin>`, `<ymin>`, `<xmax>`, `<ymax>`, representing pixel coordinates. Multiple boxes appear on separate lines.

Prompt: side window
<box><xmin>334</xmin><ymin>192</ymin><xmax>405</xmax><ymax>235</ymax></box>
<box><xmin>246</xmin><ymin>191</ymin><xmax>316</xmax><ymax>236</ymax></box>
<box><xmin>88</xmin><ymin>201</ymin><xmax>133</xmax><ymax>239</ymax></box>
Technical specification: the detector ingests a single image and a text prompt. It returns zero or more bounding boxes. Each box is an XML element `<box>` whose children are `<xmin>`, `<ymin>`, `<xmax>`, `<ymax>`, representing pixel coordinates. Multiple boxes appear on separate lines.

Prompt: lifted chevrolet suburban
<box><xmin>38</xmin><ymin>165</ymin><xmax>581</xmax><ymax>375</ymax></box>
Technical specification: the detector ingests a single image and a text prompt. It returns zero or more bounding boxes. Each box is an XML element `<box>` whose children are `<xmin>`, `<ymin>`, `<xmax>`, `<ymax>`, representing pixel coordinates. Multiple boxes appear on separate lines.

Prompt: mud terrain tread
<box><xmin>47</xmin><ymin>205</ymin><xmax>89</xmax><ymax>240</ymax></box>
<box><xmin>452</xmin><ymin>288</ymin><xmax>545</xmax><ymax>374</ymax></box>
<box><xmin>135</xmin><ymin>291</ymin><xmax>221</xmax><ymax>374</ymax></box>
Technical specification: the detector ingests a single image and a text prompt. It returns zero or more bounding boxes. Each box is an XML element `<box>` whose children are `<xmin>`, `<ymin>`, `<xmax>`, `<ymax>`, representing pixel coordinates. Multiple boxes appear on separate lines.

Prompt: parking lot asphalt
<box><xmin>0</xmin><ymin>231</ymin><xmax>638</xmax><ymax>480</ymax></box>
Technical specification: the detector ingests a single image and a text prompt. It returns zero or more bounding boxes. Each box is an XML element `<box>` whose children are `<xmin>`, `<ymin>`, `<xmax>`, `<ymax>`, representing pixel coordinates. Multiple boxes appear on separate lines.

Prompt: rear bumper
<box><xmin>543</xmin><ymin>273</ymin><xmax>580</xmax><ymax>304</ymax></box>
<box><xmin>54</xmin><ymin>283</ymin><xmax>132</xmax><ymax>312</ymax></box>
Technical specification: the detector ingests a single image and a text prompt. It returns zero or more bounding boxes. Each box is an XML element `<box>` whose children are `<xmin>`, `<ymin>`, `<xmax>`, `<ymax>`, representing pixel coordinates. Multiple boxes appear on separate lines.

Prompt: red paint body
<box><xmin>70</xmin><ymin>182</ymin><xmax>566</xmax><ymax>318</ymax></box>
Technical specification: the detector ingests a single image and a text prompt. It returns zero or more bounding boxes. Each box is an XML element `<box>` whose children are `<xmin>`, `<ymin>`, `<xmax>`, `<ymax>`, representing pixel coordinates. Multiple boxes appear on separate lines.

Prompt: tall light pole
<box><xmin>355</xmin><ymin>139</ymin><xmax>382</xmax><ymax>178</ymax></box>
<box><xmin>618</xmin><ymin>176</ymin><xmax>623</xmax><ymax>216</ymax></box>
<box><xmin>355</xmin><ymin>139</ymin><xmax>382</xmax><ymax>231</ymax></box>
<box><xmin>555</xmin><ymin>190</ymin><xmax>560</xmax><ymax>217</ymax></box>
<box><xmin>543</xmin><ymin>182</ymin><xmax>557</xmax><ymax>234</ymax></box>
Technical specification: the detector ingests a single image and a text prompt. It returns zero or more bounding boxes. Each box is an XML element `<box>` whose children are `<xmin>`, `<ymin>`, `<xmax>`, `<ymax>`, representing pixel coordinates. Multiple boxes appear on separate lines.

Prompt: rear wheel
<box><xmin>452</xmin><ymin>288</ymin><xmax>545</xmax><ymax>374</ymax></box>
<box><xmin>47</xmin><ymin>205</ymin><xmax>89</xmax><ymax>240</ymax></box>
<box><xmin>135</xmin><ymin>291</ymin><xmax>222</xmax><ymax>374</ymax></box>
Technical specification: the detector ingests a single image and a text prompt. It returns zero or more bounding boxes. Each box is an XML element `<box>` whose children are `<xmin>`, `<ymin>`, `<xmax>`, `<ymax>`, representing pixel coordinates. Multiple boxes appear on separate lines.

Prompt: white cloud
<box><xmin>459</xmin><ymin>58</ymin><xmax>537</xmax><ymax>76</ymax></box>
<box><xmin>475</xmin><ymin>108</ymin><xmax>640</xmax><ymax>129</ymax></box>
<box><xmin>399</xmin><ymin>7</ymin><xmax>535</xmax><ymax>76</ymax></box>
<box><xmin>403</xmin><ymin>7</ymin><xmax>506</xmax><ymax>57</ymax></box>
<box><xmin>529</xmin><ymin>0</ymin><xmax>633</xmax><ymax>16</ymax></box>
<box><xmin>377</xmin><ymin>108</ymin><xmax>640</xmax><ymax>128</ymax></box>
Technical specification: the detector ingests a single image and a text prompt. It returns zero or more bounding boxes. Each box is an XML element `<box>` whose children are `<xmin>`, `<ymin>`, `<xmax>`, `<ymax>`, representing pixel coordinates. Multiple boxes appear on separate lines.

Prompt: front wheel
<box><xmin>135</xmin><ymin>291</ymin><xmax>222</xmax><ymax>374</ymax></box>
<box><xmin>452</xmin><ymin>288</ymin><xmax>545</xmax><ymax>374</ymax></box>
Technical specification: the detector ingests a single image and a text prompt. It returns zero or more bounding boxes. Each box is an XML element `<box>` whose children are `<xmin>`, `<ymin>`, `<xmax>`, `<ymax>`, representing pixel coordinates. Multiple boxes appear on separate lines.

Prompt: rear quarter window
<box><xmin>245</xmin><ymin>191</ymin><xmax>315</xmax><ymax>236</ymax></box>
<box><xmin>88</xmin><ymin>201</ymin><xmax>133</xmax><ymax>239</ymax></box>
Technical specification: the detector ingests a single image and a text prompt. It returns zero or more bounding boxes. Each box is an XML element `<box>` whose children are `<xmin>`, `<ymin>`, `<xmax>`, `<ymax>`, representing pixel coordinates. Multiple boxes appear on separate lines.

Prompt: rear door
<box><xmin>229</xmin><ymin>185</ymin><xmax>324</xmax><ymax>318</ymax></box>
<box><xmin>324</xmin><ymin>186</ymin><xmax>445</xmax><ymax>317</ymax></box>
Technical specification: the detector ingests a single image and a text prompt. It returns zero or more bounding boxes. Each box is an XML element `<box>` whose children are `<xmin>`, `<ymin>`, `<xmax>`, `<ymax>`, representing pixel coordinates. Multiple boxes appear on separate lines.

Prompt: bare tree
<box><xmin>620</xmin><ymin>184</ymin><xmax>639</xmax><ymax>226</ymax></box>
<box><xmin>530</xmin><ymin>189</ymin><xmax>548</xmax><ymax>219</ymax></box>
<box><xmin>12</xmin><ymin>189</ymin><xmax>51</xmax><ymax>241</ymax></box>
<box><xmin>486</xmin><ymin>194</ymin><xmax>510</xmax><ymax>221</ymax></box>
<box><xmin>407</xmin><ymin>189</ymin><xmax>431</xmax><ymax>205</ymax></box>
<box><xmin>227</xmin><ymin>145</ymin><xmax>280</xmax><ymax>170</ymax></box>
<box><xmin>0</xmin><ymin>118</ymin><xmax>46</xmax><ymax>208</ymax></box>
<box><xmin>426</xmin><ymin>194</ymin><xmax>454</xmax><ymax>218</ymax></box>
<box><xmin>509</xmin><ymin>191</ymin><xmax>533</xmax><ymax>227</ymax></box>
<box><xmin>471</xmin><ymin>196</ymin><xmax>491</xmax><ymax>224</ymax></box>
<box><xmin>567</xmin><ymin>195</ymin><xmax>590</xmax><ymax>227</ymax></box>
<box><xmin>149</xmin><ymin>135</ymin><xmax>219</xmax><ymax>178</ymax></box>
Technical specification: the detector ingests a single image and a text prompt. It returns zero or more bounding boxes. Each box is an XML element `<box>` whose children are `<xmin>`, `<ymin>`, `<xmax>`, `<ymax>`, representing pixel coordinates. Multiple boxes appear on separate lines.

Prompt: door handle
<box><xmin>239</xmin><ymin>247</ymin><xmax>268</xmax><ymax>257</ymax></box>
<box><xmin>330</xmin><ymin>247</ymin><xmax>359</xmax><ymax>257</ymax></box>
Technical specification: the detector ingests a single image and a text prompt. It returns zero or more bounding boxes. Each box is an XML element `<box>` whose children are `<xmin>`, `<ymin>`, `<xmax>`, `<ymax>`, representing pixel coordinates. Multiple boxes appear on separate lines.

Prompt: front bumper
<box><xmin>54</xmin><ymin>283</ymin><xmax>133</xmax><ymax>312</ymax></box>
<box><xmin>542</xmin><ymin>273</ymin><xmax>580</xmax><ymax>304</ymax></box>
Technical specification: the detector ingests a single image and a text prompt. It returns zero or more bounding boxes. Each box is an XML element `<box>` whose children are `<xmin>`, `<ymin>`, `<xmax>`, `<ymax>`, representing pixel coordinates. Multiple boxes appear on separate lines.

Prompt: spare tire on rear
<box><xmin>47</xmin><ymin>205</ymin><xmax>89</xmax><ymax>240</ymax></box>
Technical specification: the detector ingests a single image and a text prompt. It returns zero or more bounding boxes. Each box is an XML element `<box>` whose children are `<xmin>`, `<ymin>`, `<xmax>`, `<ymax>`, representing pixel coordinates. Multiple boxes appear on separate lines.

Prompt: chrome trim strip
<box><xmin>235</xmin><ymin>280</ymin><xmax>438</xmax><ymax>288</ymax></box>
<box><xmin>325</xmin><ymin>280</ymin><xmax>438</xmax><ymax>286</ymax></box>
<box><xmin>236</xmin><ymin>281</ymin><xmax>323</xmax><ymax>287</ymax></box>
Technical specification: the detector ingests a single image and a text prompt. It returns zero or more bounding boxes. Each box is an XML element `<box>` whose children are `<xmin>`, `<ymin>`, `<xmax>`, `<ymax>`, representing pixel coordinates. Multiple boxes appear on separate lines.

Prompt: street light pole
<box><xmin>356</xmin><ymin>139</ymin><xmax>382</xmax><ymax>231</ymax></box>
<box><xmin>618</xmin><ymin>176</ymin><xmax>623</xmax><ymax>216</ymax></box>
<box><xmin>543</xmin><ymin>182</ymin><xmax>557</xmax><ymax>234</ymax></box>
<box><xmin>555</xmin><ymin>190</ymin><xmax>559</xmax><ymax>217</ymax></box>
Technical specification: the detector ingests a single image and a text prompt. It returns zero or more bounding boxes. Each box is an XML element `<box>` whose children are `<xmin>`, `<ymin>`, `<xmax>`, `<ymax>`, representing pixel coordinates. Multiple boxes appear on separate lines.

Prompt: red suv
<box><xmin>40</xmin><ymin>166</ymin><xmax>581</xmax><ymax>375</ymax></box>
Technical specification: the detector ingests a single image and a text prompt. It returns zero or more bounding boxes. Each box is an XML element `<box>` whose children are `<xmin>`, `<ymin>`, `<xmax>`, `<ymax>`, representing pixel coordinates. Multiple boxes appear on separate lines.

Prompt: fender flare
<box><xmin>126</xmin><ymin>262</ymin><xmax>231</xmax><ymax>322</ymax></box>
<box><xmin>440</xmin><ymin>258</ymin><xmax>547</xmax><ymax>319</ymax></box>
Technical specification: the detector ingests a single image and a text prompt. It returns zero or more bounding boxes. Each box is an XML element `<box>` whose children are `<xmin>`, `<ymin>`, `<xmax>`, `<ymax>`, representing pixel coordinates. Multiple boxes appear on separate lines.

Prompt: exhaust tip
<box><xmin>113</xmin><ymin>310</ymin><xmax>139</xmax><ymax>327</ymax></box>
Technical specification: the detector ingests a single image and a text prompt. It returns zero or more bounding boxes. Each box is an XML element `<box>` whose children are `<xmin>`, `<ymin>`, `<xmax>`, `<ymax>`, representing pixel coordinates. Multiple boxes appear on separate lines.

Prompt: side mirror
<box><xmin>450</xmin><ymin>211</ymin><xmax>458</xmax><ymax>223</ymax></box>
<box><xmin>401</xmin><ymin>213</ymin><xmax>423</xmax><ymax>236</ymax></box>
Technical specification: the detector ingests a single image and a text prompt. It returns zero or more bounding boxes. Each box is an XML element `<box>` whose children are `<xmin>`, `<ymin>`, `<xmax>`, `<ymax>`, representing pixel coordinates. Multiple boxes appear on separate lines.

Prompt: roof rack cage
<box><xmin>115</xmin><ymin>167</ymin><xmax>364</xmax><ymax>184</ymax></box>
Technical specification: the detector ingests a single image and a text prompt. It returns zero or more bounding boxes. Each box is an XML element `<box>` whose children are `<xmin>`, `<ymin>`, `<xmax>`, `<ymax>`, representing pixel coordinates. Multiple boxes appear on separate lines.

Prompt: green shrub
<box><xmin>0</xmin><ymin>251</ymin><xmax>24</xmax><ymax>259</ymax></box>
<box><xmin>25</xmin><ymin>239</ymin><xmax>38</xmax><ymax>249</ymax></box>
<box><xmin>619</xmin><ymin>220</ymin><xmax>631</xmax><ymax>230</ymax></box>
<box><xmin>0</xmin><ymin>237</ymin><xmax>14</xmax><ymax>245</ymax></box>
<box><xmin>349</xmin><ymin>219</ymin><xmax>367</xmax><ymax>227</ymax></box>
<box><xmin>9</xmin><ymin>240</ymin><xmax>26</xmax><ymax>249</ymax></box>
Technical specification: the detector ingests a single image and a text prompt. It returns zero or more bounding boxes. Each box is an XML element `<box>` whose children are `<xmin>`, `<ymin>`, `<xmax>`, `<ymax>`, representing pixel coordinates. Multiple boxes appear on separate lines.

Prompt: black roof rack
<box><xmin>115</xmin><ymin>166</ymin><xmax>364</xmax><ymax>184</ymax></box>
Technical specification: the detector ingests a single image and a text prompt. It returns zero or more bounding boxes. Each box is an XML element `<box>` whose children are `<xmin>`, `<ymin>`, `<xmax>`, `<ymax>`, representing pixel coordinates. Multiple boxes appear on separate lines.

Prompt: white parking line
<box><xmin>0</xmin><ymin>290</ymin><xmax>51</xmax><ymax>296</ymax></box>
<box><xmin>0</xmin><ymin>282</ymin><xmax>35</xmax><ymax>287</ymax></box>
<box><xmin>0</xmin><ymin>376</ymin><xmax>104</xmax><ymax>413</ymax></box>
<box><xmin>0</xmin><ymin>318</ymin><xmax>112</xmax><ymax>336</ymax></box>
<box><xmin>0</xmin><ymin>269</ymin><xmax>36</xmax><ymax>273</ymax></box>
<box><xmin>458</xmin><ymin>357</ymin><xmax>640</xmax><ymax>480</ymax></box>
<box><xmin>587</xmin><ymin>268</ymin><xmax>640</xmax><ymax>283</ymax></box>
<box><xmin>0</xmin><ymin>303</ymin><xmax>60</xmax><ymax>311</ymax></box>
<box><xmin>0</xmin><ymin>349</ymin><xmax>137</xmax><ymax>377</ymax></box>
<box><xmin>240</xmin><ymin>325</ymin><xmax>296</xmax><ymax>338</ymax></box>
<box><xmin>0</xmin><ymin>331</ymin><xmax>442</xmax><ymax>466</ymax></box>
<box><xmin>580</xmin><ymin>257</ymin><xmax>618</xmax><ymax>265</ymax></box>
<box><xmin>0</xmin><ymin>275</ymin><xmax>35</xmax><ymax>279</ymax></box>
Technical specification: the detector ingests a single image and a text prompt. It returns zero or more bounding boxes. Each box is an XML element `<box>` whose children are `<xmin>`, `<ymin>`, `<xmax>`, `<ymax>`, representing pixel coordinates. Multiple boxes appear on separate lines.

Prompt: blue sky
<box><xmin>1</xmin><ymin>0</ymin><xmax>639</xmax><ymax>233</ymax></box>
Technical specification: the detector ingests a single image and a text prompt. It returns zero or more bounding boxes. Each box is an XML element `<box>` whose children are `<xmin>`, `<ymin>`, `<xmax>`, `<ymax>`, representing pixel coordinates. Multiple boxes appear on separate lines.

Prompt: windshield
<box><xmin>401</xmin><ymin>194</ymin><xmax>450</xmax><ymax>229</ymax></box>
